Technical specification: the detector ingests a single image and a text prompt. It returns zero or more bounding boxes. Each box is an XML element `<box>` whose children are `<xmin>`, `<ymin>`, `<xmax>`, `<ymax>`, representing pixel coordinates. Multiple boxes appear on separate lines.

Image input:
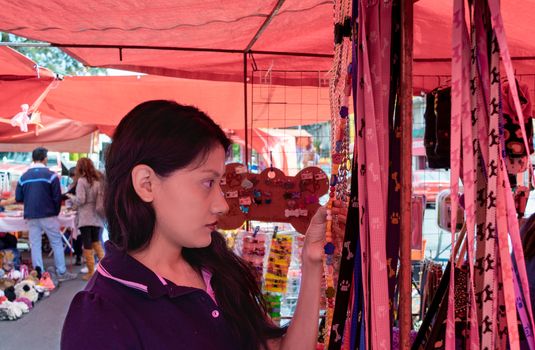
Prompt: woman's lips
<box><xmin>206</xmin><ymin>222</ymin><xmax>218</xmax><ymax>230</ymax></box>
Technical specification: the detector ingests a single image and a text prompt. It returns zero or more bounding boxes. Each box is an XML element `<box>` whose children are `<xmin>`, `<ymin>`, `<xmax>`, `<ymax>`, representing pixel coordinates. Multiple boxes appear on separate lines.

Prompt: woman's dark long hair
<box><xmin>105</xmin><ymin>100</ymin><xmax>284</xmax><ymax>349</ymax></box>
<box><xmin>522</xmin><ymin>213</ymin><xmax>535</xmax><ymax>259</ymax></box>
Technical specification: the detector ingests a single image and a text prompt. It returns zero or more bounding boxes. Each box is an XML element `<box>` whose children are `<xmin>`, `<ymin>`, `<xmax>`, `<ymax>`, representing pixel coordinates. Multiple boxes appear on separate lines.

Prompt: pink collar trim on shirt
<box><xmin>97</xmin><ymin>262</ymin><xmax>217</xmax><ymax>304</ymax></box>
<box><xmin>201</xmin><ymin>269</ymin><xmax>217</xmax><ymax>305</ymax></box>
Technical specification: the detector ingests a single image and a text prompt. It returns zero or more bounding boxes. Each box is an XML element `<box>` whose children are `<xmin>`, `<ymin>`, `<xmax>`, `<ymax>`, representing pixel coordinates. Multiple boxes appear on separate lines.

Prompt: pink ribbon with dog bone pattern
<box><xmin>487</xmin><ymin>0</ymin><xmax>535</xmax><ymax>347</ymax></box>
<box><xmin>487</xmin><ymin>0</ymin><xmax>535</xmax><ymax>326</ymax></box>
<box><xmin>470</xmin><ymin>6</ymin><xmax>494</xmax><ymax>346</ymax></box>
<box><xmin>448</xmin><ymin>0</ymin><xmax>467</xmax><ymax>347</ymax></box>
<box><xmin>356</xmin><ymin>0</ymin><xmax>392</xmax><ymax>348</ymax></box>
<box><xmin>356</xmin><ymin>11</ymin><xmax>370</xmax><ymax>347</ymax></box>
<box><xmin>487</xmin><ymin>0</ymin><xmax>534</xmax><ymax>189</ymax></box>
<box><xmin>503</xmin><ymin>160</ymin><xmax>535</xmax><ymax>349</ymax></box>
<box><xmin>456</xmin><ymin>1</ymin><xmax>535</xmax><ymax>348</ymax></box>
<box><xmin>496</xmin><ymin>165</ymin><xmax>521</xmax><ymax>349</ymax></box>
<box><xmin>480</xmin><ymin>27</ymin><xmax>500</xmax><ymax>350</ymax></box>
<box><xmin>459</xmin><ymin>5</ymin><xmax>481</xmax><ymax>349</ymax></box>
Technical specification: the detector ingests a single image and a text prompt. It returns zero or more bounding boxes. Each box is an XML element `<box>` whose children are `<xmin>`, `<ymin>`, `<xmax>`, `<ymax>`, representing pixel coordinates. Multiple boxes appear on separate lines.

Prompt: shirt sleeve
<box><xmin>15</xmin><ymin>179</ymin><xmax>23</xmax><ymax>203</ymax></box>
<box><xmin>51</xmin><ymin>174</ymin><xmax>62</xmax><ymax>214</ymax></box>
<box><xmin>71</xmin><ymin>178</ymin><xmax>87</xmax><ymax>207</ymax></box>
<box><xmin>61</xmin><ymin>291</ymin><xmax>141</xmax><ymax>350</ymax></box>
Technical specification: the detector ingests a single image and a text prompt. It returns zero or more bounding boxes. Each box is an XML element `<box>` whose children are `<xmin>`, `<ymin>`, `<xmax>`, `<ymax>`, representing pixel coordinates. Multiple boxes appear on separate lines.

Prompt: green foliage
<box><xmin>1</xmin><ymin>32</ymin><xmax>107</xmax><ymax>76</ymax></box>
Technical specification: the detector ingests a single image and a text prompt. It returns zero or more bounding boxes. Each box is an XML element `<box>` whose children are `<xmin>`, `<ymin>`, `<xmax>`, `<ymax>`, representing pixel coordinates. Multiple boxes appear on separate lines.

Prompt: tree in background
<box><xmin>1</xmin><ymin>32</ymin><xmax>107</xmax><ymax>76</ymax></box>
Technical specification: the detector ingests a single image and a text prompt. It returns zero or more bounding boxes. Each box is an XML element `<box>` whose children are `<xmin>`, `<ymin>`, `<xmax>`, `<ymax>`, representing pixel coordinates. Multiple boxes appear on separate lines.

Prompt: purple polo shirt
<box><xmin>61</xmin><ymin>241</ymin><xmax>239</xmax><ymax>350</ymax></box>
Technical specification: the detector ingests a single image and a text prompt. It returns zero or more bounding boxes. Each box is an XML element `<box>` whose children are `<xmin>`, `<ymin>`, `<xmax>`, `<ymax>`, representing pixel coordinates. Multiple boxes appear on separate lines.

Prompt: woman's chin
<box><xmin>193</xmin><ymin>231</ymin><xmax>213</xmax><ymax>248</ymax></box>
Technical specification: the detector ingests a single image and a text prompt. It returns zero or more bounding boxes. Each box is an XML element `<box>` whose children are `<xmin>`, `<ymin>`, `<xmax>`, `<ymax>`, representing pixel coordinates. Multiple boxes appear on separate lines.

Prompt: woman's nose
<box><xmin>213</xmin><ymin>188</ymin><xmax>229</xmax><ymax>215</ymax></box>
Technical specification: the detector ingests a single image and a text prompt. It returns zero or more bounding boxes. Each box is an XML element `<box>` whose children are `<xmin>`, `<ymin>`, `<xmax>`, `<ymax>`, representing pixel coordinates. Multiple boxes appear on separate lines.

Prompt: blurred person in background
<box><xmin>66</xmin><ymin>158</ymin><xmax>105</xmax><ymax>280</ymax></box>
<box><xmin>16</xmin><ymin>147</ymin><xmax>77</xmax><ymax>282</ymax></box>
<box><xmin>62</xmin><ymin>166</ymin><xmax>83</xmax><ymax>266</ymax></box>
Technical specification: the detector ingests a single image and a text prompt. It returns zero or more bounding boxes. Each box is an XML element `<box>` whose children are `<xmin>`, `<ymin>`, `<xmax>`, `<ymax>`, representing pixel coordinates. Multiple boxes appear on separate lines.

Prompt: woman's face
<box><xmin>151</xmin><ymin>146</ymin><xmax>229</xmax><ymax>249</ymax></box>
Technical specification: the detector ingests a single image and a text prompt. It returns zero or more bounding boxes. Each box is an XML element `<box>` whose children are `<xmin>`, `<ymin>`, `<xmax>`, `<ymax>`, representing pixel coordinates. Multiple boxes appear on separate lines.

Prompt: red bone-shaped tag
<box><xmin>219</xmin><ymin>163</ymin><xmax>329</xmax><ymax>234</ymax></box>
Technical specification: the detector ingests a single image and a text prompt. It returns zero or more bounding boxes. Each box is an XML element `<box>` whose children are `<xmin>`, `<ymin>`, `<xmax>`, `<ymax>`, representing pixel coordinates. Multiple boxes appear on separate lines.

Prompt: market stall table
<box><xmin>0</xmin><ymin>211</ymin><xmax>77</xmax><ymax>253</ymax></box>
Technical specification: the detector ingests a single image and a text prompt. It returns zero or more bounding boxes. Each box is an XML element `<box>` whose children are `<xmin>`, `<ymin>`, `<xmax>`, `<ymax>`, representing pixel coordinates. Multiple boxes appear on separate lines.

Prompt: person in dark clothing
<box><xmin>16</xmin><ymin>147</ymin><xmax>77</xmax><ymax>282</ymax></box>
<box><xmin>0</xmin><ymin>232</ymin><xmax>17</xmax><ymax>250</ymax></box>
<box><xmin>63</xmin><ymin>166</ymin><xmax>83</xmax><ymax>265</ymax></box>
<box><xmin>62</xmin><ymin>100</ymin><xmax>326</xmax><ymax>350</ymax></box>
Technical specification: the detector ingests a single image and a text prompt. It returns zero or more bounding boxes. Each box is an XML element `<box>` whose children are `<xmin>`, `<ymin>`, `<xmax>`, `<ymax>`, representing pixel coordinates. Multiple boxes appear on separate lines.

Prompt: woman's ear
<box><xmin>131</xmin><ymin>164</ymin><xmax>157</xmax><ymax>202</ymax></box>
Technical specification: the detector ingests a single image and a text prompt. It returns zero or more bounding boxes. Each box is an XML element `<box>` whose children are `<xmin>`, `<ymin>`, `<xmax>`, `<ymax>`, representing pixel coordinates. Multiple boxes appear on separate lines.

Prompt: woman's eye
<box><xmin>203</xmin><ymin>180</ymin><xmax>215</xmax><ymax>188</ymax></box>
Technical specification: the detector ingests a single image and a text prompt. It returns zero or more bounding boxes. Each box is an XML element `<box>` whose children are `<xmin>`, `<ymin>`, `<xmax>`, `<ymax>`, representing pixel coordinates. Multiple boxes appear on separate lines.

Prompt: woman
<box><xmin>63</xmin><ymin>166</ymin><xmax>83</xmax><ymax>266</ymax></box>
<box><xmin>61</xmin><ymin>100</ymin><xmax>326</xmax><ymax>350</ymax></box>
<box><xmin>66</xmin><ymin>158</ymin><xmax>105</xmax><ymax>280</ymax></box>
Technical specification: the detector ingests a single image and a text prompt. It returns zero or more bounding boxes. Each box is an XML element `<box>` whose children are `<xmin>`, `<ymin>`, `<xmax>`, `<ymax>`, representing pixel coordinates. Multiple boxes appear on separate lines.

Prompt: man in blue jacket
<box><xmin>16</xmin><ymin>147</ymin><xmax>77</xmax><ymax>282</ymax></box>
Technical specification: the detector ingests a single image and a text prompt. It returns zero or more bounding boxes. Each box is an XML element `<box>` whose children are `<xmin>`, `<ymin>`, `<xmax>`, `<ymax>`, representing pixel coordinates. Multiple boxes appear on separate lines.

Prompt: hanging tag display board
<box><xmin>218</xmin><ymin>163</ymin><xmax>329</xmax><ymax>234</ymax></box>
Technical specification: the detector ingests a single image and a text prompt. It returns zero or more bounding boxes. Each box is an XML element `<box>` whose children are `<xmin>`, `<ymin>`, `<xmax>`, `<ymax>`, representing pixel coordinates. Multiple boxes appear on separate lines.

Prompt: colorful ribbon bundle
<box><xmin>263</xmin><ymin>293</ymin><xmax>283</xmax><ymax>322</ymax></box>
<box><xmin>241</xmin><ymin>228</ymin><xmax>268</xmax><ymax>286</ymax></box>
<box><xmin>263</xmin><ymin>232</ymin><xmax>293</xmax><ymax>324</ymax></box>
<box><xmin>264</xmin><ymin>233</ymin><xmax>292</xmax><ymax>294</ymax></box>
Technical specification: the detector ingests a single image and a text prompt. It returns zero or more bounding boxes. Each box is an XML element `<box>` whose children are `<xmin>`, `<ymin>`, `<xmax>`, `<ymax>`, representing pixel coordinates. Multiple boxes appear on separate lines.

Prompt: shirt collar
<box><xmin>30</xmin><ymin>162</ymin><xmax>47</xmax><ymax>169</ymax></box>
<box><xmin>99</xmin><ymin>241</ymin><xmax>206</xmax><ymax>299</ymax></box>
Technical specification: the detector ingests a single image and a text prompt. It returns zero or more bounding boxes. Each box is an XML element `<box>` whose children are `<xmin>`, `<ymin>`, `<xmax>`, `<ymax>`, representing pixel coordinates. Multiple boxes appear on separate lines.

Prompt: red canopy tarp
<box><xmin>0</xmin><ymin>45</ymin><xmax>330</xmax><ymax>150</ymax></box>
<box><xmin>1</xmin><ymin>74</ymin><xmax>330</xmax><ymax>131</ymax></box>
<box><xmin>1</xmin><ymin>0</ymin><xmax>534</xmax><ymax>87</ymax></box>
<box><xmin>0</xmin><ymin>46</ymin><xmax>55</xmax><ymax>80</ymax></box>
<box><xmin>2</xmin><ymin>0</ymin><xmax>532</xmax><ymax>134</ymax></box>
<box><xmin>0</xmin><ymin>132</ymin><xmax>94</xmax><ymax>153</ymax></box>
<box><xmin>413</xmin><ymin>0</ymin><xmax>535</xmax><ymax>91</ymax></box>
<box><xmin>0</xmin><ymin>0</ymin><xmax>333</xmax><ymax>85</ymax></box>
<box><xmin>0</xmin><ymin>46</ymin><xmax>97</xmax><ymax>144</ymax></box>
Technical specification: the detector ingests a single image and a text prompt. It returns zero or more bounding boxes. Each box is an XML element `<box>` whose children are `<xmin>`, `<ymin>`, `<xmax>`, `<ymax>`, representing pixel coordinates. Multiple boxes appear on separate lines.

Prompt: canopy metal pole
<box><xmin>243</xmin><ymin>52</ymin><xmax>249</xmax><ymax>171</ymax></box>
<box><xmin>0</xmin><ymin>42</ymin><xmax>333</xmax><ymax>58</ymax></box>
<box><xmin>243</xmin><ymin>52</ymin><xmax>250</xmax><ymax>232</ymax></box>
<box><xmin>4</xmin><ymin>42</ymin><xmax>534</xmax><ymax>61</ymax></box>
<box><xmin>245</xmin><ymin>0</ymin><xmax>286</xmax><ymax>52</ymax></box>
<box><xmin>399</xmin><ymin>0</ymin><xmax>413</xmax><ymax>348</ymax></box>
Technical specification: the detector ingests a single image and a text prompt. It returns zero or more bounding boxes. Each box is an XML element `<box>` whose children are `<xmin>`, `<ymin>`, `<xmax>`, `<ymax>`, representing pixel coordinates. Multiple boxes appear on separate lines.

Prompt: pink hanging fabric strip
<box><xmin>480</xmin><ymin>29</ymin><xmax>500</xmax><ymax>350</ymax></box>
<box><xmin>470</xmin><ymin>2</ymin><xmax>489</xmax><ymax>333</ymax></box>
<box><xmin>487</xmin><ymin>0</ymin><xmax>535</xmax><ymax>343</ymax></box>
<box><xmin>513</xmin><ymin>265</ymin><xmax>535</xmax><ymax>347</ymax></box>
<box><xmin>473</xmin><ymin>0</ymin><xmax>489</xmax><ymax>167</ymax></box>
<box><xmin>503</xmin><ymin>166</ymin><xmax>535</xmax><ymax>348</ymax></box>
<box><xmin>446</xmin><ymin>1</ymin><xmax>464</xmax><ymax>347</ymax></box>
<box><xmin>356</xmin><ymin>0</ymin><xmax>391</xmax><ymax>348</ymax></box>
<box><xmin>356</xmin><ymin>25</ymin><xmax>370</xmax><ymax>349</ymax></box>
<box><xmin>496</xmin><ymin>257</ymin><xmax>507</xmax><ymax>349</ymax></box>
<box><xmin>487</xmin><ymin>0</ymin><xmax>534</xmax><ymax>187</ymax></box>
<box><xmin>496</xmin><ymin>166</ymin><xmax>521</xmax><ymax>349</ymax></box>
<box><xmin>457</xmin><ymin>2</ymin><xmax>481</xmax><ymax>347</ymax></box>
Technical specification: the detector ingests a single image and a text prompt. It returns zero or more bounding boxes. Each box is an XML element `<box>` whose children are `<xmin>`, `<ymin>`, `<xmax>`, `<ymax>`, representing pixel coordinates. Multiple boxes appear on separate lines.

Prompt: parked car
<box><xmin>412</xmin><ymin>169</ymin><xmax>450</xmax><ymax>205</ymax></box>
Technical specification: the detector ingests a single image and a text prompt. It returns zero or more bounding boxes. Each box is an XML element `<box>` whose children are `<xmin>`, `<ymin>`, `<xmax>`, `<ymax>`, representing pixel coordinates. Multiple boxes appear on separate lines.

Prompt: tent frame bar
<box><xmin>6</xmin><ymin>43</ymin><xmax>535</xmax><ymax>61</ymax></box>
<box><xmin>0</xmin><ymin>42</ymin><xmax>333</xmax><ymax>58</ymax></box>
<box><xmin>245</xmin><ymin>0</ymin><xmax>286</xmax><ymax>52</ymax></box>
<box><xmin>414</xmin><ymin>56</ymin><xmax>535</xmax><ymax>62</ymax></box>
